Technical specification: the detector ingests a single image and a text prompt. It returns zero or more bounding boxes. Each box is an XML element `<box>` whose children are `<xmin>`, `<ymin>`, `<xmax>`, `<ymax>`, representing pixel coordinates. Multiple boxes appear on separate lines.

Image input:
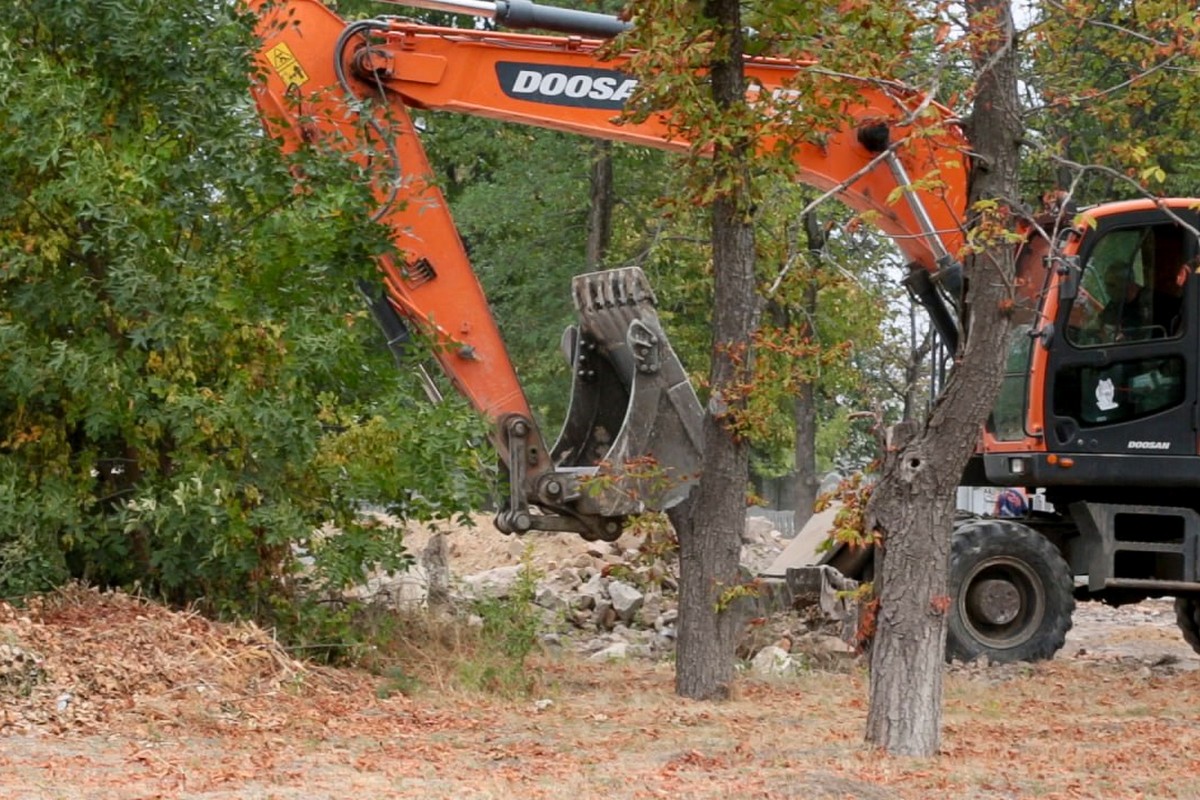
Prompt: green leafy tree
<box><xmin>750</xmin><ymin>197</ymin><xmax>900</xmax><ymax>512</ymax></box>
<box><xmin>1025</xmin><ymin>0</ymin><xmax>1200</xmax><ymax>202</ymax></box>
<box><xmin>0</xmin><ymin>0</ymin><xmax>489</xmax><ymax>615</ymax></box>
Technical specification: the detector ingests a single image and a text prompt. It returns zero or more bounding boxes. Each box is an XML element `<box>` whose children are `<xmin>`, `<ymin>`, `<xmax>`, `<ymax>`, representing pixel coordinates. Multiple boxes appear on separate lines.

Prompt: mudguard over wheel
<box><xmin>947</xmin><ymin>520</ymin><xmax>1075</xmax><ymax>664</ymax></box>
<box><xmin>1174</xmin><ymin>597</ymin><xmax>1200</xmax><ymax>653</ymax></box>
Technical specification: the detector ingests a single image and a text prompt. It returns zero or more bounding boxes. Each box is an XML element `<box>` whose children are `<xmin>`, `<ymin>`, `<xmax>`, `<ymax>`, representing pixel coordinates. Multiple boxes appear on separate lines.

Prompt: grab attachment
<box><xmin>548</xmin><ymin>267</ymin><xmax>704</xmax><ymax>520</ymax></box>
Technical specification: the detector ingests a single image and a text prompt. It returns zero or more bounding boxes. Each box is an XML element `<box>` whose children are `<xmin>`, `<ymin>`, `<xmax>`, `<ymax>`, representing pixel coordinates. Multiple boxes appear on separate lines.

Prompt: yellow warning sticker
<box><xmin>266</xmin><ymin>42</ymin><xmax>310</xmax><ymax>88</ymax></box>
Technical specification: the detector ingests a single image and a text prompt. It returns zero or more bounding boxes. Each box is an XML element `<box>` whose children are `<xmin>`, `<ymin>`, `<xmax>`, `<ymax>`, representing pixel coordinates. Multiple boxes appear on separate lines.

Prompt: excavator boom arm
<box><xmin>249</xmin><ymin>0</ymin><xmax>970</xmax><ymax>537</ymax></box>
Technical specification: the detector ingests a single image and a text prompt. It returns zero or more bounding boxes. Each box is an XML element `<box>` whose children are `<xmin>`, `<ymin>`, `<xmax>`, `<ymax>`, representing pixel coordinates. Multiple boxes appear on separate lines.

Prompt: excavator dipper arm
<box><xmin>249</xmin><ymin>0</ymin><xmax>970</xmax><ymax>538</ymax></box>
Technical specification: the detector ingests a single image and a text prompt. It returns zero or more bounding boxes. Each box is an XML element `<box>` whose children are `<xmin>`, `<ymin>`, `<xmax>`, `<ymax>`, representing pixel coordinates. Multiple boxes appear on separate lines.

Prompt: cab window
<box><xmin>1067</xmin><ymin>224</ymin><xmax>1187</xmax><ymax>346</ymax></box>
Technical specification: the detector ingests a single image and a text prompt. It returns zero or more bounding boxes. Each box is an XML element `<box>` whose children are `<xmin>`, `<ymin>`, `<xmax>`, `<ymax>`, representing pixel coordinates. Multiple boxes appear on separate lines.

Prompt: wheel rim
<box><xmin>958</xmin><ymin>556</ymin><xmax>1046</xmax><ymax>650</ymax></box>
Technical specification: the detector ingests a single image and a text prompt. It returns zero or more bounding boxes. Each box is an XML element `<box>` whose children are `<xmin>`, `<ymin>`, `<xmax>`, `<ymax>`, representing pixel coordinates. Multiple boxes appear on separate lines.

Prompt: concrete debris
<box><xmin>461</xmin><ymin>565</ymin><xmax>523</xmax><ymax>599</ymax></box>
<box><xmin>534</xmin><ymin>585</ymin><xmax>568</xmax><ymax>611</ymax></box>
<box><xmin>607</xmin><ymin>580</ymin><xmax>644</xmax><ymax>623</ymax></box>
<box><xmin>750</xmin><ymin>645</ymin><xmax>796</xmax><ymax>677</ymax></box>
<box><xmin>577</xmin><ymin>574</ymin><xmax>607</xmax><ymax>607</ymax></box>
<box><xmin>343</xmin><ymin>511</ymin><xmax>861</xmax><ymax>666</ymax></box>
<box><xmin>742</xmin><ymin>516</ymin><xmax>777</xmax><ymax>546</ymax></box>
<box><xmin>348</xmin><ymin>565</ymin><xmax>430</xmax><ymax>610</ymax></box>
<box><xmin>592</xmin><ymin>601</ymin><xmax>618</xmax><ymax>631</ymax></box>
<box><xmin>588</xmin><ymin>642</ymin><xmax>628</xmax><ymax>662</ymax></box>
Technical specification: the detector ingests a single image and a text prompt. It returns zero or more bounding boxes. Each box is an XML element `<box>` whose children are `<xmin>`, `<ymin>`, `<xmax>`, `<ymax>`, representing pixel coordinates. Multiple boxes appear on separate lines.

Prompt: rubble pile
<box><xmin>362</xmin><ymin>512</ymin><xmax>858</xmax><ymax>672</ymax></box>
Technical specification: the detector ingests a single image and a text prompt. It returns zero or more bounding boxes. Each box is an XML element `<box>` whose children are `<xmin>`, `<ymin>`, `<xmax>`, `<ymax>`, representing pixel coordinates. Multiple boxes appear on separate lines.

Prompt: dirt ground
<box><xmin>5</xmin><ymin>656</ymin><xmax>1198</xmax><ymax>800</ymax></box>
<box><xmin>3</xmin><ymin>583</ymin><xmax>1200</xmax><ymax>800</ymax></box>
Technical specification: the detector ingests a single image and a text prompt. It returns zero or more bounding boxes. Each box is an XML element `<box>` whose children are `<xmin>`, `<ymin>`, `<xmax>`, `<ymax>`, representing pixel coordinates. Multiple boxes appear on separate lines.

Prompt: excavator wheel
<box><xmin>1174</xmin><ymin>597</ymin><xmax>1200</xmax><ymax>654</ymax></box>
<box><xmin>947</xmin><ymin>520</ymin><xmax>1074</xmax><ymax>664</ymax></box>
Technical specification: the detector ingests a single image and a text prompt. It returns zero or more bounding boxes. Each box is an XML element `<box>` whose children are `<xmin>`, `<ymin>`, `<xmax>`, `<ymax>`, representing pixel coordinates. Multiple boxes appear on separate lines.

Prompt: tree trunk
<box><xmin>791</xmin><ymin>212</ymin><xmax>823</xmax><ymax>528</ymax></box>
<box><xmin>864</xmin><ymin>0</ymin><xmax>1021</xmax><ymax>756</ymax></box>
<box><xmin>674</xmin><ymin>0</ymin><xmax>756</xmax><ymax>701</ymax></box>
<box><xmin>901</xmin><ymin>303</ymin><xmax>933</xmax><ymax>422</ymax></box>
<box><xmin>585</xmin><ymin>140</ymin><xmax>614</xmax><ymax>270</ymax></box>
<box><xmin>791</xmin><ymin>380</ymin><xmax>818</xmax><ymax>525</ymax></box>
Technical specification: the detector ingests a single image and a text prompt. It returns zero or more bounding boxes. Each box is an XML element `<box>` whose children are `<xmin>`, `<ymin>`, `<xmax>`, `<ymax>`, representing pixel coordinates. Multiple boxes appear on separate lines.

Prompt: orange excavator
<box><xmin>250</xmin><ymin>0</ymin><xmax>1200</xmax><ymax>663</ymax></box>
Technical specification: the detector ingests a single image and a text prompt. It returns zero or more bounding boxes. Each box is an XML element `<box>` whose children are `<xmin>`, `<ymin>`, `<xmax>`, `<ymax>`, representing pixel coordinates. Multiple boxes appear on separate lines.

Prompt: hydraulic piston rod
<box><xmin>372</xmin><ymin>0</ymin><xmax>630</xmax><ymax>37</ymax></box>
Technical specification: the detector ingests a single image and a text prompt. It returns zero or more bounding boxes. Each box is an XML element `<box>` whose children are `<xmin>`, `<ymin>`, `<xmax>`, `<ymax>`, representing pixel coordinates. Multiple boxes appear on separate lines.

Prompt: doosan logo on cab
<box><xmin>510</xmin><ymin>69</ymin><xmax>638</xmax><ymax>102</ymax></box>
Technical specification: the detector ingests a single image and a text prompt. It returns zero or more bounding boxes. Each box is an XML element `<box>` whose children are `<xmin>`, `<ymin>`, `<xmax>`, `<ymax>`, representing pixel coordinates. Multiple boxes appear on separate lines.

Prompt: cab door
<box><xmin>1044</xmin><ymin>209</ymin><xmax>1199</xmax><ymax>456</ymax></box>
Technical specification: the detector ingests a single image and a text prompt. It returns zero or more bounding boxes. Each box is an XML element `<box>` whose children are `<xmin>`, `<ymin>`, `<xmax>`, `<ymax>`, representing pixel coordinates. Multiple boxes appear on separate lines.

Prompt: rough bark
<box><xmin>791</xmin><ymin>379</ymin><xmax>819</xmax><ymax>525</ymax></box>
<box><xmin>585</xmin><ymin>140</ymin><xmax>614</xmax><ymax>270</ymax></box>
<box><xmin>421</xmin><ymin>532</ymin><xmax>451</xmax><ymax>606</ymax></box>
<box><xmin>901</xmin><ymin>306</ymin><xmax>933</xmax><ymax>422</ymax></box>
<box><xmin>864</xmin><ymin>0</ymin><xmax>1021</xmax><ymax>756</ymax></box>
<box><xmin>673</xmin><ymin>0</ymin><xmax>756</xmax><ymax>701</ymax></box>
<box><xmin>790</xmin><ymin>212</ymin><xmax>823</xmax><ymax>527</ymax></box>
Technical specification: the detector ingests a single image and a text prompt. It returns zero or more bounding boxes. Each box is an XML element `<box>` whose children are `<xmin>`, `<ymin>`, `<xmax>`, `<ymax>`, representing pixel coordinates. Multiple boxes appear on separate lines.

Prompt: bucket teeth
<box><xmin>574</xmin><ymin>267</ymin><xmax>657</xmax><ymax>314</ymax></box>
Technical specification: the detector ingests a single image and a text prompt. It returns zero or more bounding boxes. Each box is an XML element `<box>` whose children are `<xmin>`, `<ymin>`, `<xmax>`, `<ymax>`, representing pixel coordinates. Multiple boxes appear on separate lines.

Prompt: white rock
<box><xmin>588</xmin><ymin>642</ymin><xmax>629</xmax><ymax>661</ymax></box>
<box><xmin>655</xmin><ymin>609</ymin><xmax>679</xmax><ymax>630</ymax></box>
<box><xmin>750</xmin><ymin>645</ymin><xmax>796</xmax><ymax>677</ymax></box>
<box><xmin>636</xmin><ymin>593</ymin><xmax>663</xmax><ymax>628</ymax></box>
<box><xmin>534</xmin><ymin>584</ymin><xmax>568</xmax><ymax>611</ymax></box>
<box><xmin>462</xmin><ymin>565</ymin><xmax>523</xmax><ymax>599</ymax></box>
<box><xmin>578</xmin><ymin>574</ymin><xmax>608</xmax><ymax>604</ymax></box>
<box><xmin>555</xmin><ymin>567</ymin><xmax>583</xmax><ymax>589</ymax></box>
<box><xmin>592</xmin><ymin>601</ymin><xmax>618</xmax><ymax>630</ymax></box>
<box><xmin>608</xmin><ymin>580</ymin><xmax>644</xmax><ymax>623</ymax></box>
<box><xmin>743</xmin><ymin>516</ymin><xmax>776</xmax><ymax>545</ymax></box>
<box><xmin>349</xmin><ymin>566</ymin><xmax>430</xmax><ymax>610</ymax></box>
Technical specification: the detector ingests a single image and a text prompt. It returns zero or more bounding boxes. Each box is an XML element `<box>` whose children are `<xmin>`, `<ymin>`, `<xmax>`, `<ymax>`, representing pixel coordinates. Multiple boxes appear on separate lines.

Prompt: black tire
<box><xmin>1174</xmin><ymin>597</ymin><xmax>1200</xmax><ymax>653</ymax></box>
<box><xmin>947</xmin><ymin>520</ymin><xmax>1075</xmax><ymax>664</ymax></box>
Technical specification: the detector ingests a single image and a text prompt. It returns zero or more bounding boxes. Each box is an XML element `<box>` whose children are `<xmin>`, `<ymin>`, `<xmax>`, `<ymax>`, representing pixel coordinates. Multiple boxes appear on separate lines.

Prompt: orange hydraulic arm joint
<box><xmin>250</xmin><ymin>0</ymin><xmax>703</xmax><ymax>540</ymax></box>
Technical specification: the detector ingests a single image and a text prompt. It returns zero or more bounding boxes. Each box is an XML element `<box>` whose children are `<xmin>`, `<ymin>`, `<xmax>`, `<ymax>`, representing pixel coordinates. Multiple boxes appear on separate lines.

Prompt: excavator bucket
<box><xmin>551</xmin><ymin>267</ymin><xmax>705</xmax><ymax>518</ymax></box>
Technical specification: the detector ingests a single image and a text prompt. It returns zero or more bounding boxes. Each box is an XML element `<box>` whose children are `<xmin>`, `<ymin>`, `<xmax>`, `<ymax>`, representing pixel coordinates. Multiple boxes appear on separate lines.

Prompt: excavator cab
<box><xmin>810</xmin><ymin>203</ymin><xmax>1200</xmax><ymax>664</ymax></box>
<box><xmin>951</xmin><ymin>202</ymin><xmax>1200</xmax><ymax>663</ymax></box>
<box><xmin>977</xmin><ymin>200</ymin><xmax>1200</xmax><ymax>481</ymax></box>
<box><xmin>1045</xmin><ymin>210</ymin><xmax>1198</xmax><ymax>455</ymax></box>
